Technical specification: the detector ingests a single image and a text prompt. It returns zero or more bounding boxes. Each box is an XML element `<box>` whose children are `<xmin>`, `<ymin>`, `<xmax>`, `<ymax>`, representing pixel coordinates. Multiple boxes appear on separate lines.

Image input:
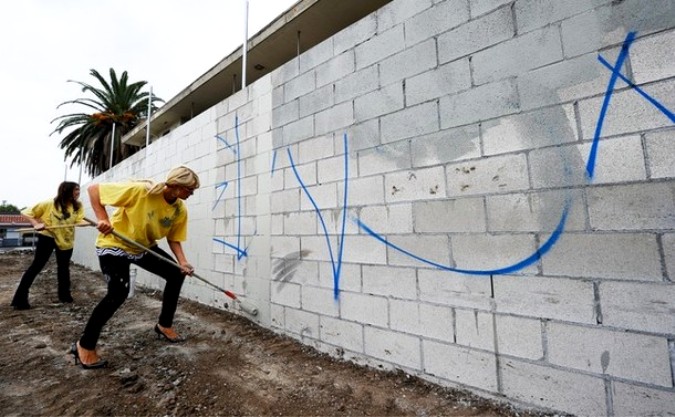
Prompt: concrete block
<box><xmin>315</xmin><ymin>101</ymin><xmax>354</xmax><ymax>136</ymax></box>
<box><xmin>548</xmin><ymin>323</ymin><xmax>672</xmax><ymax>386</ymax></box>
<box><xmin>283</xmin><ymin>211</ymin><xmax>318</xmax><ymax>235</ymax></box>
<box><xmin>270</xmin><ymin>235</ymin><xmax>300</xmax><ymax>258</ymax></box>
<box><xmin>272</xmin><ymin>100</ymin><xmax>299</xmax><ymax>129</ymax></box>
<box><xmin>302</xmin><ymin>285</ymin><xmax>340</xmax><ymax>317</ymax></box>
<box><xmin>317</xmin><ymin>153</ymin><xmax>358</xmax><ymax>184</ymax></box>
<box><xmin>542</xmin><ymin>233</ymin><xmax>662</xmax><ymax>281</ymax></box>
<box><xmin>517</xmin><ymin>52</ymin><xmax>620</xmax><ymax>111</ymax></box>
<box><xmin>578</xmin><ymin>135</ymin><xmax>647</xmax><ymax>184</ymax></box>
<box><xmin>515</xmin><ymin>0</ymin><xmax>610</xmax><ymax>34</ymax></box>
<box><xmin>500</xmin><ymin>358</ymin><xmax>607</xmax><ymax>417</ymax></box>
<box><xmin>362</xmin><ymin>265</ymin><xmax>417</xmax><ymax>299</ymax></box>
<box><xmin>270</xmin><ymin>304</ymin><xmax>284</xmax><ymax>329</ymax></box>
<box><xmin>599</xmin><ymin>281</ymin><xmax>675</xmax><ymax>334</ymax></box>
<box><xmin>271</xmin><ymin>58</ymin><xmax>299</xmax><ymax>86</ymax></box>
<box><xmin>358</xmin><ymin>203</ymin><xmax>414</xmax><ymax>234</ymax></box>
<box><xmin>271</xmin><ymin>281</ymin><xmax>301</xmax><ymax>308</ymax></box>
<box><xmin>424</xmin><ymin>341</ymin><xmax>498</xmax><ymax>391</ymax></box>
<box><xmin>282</xmin><ymin>116</ymin><xmax>314</xmax><ymax>146</ymax></box>
<box><xmin>320</xmin><ymin>316</ymin><xmax>364</xmax><ymax>352</ymax></box>
<box><xmin>284</xmin><ymin>308</ymin><xmax>321</xmax><ymax>339</ymax></box>
<box><xmin>494</xmin><ymin>276</ymin><xmax>596</xmax><ymax>324</ymax></box>
<box><xmin>381</xmin><ymin>101</ymin><xmax>439</xmax><ymax>144</ymax></box>
<box><xmin>337</xmin><ymin>175</ymin><xmax>385</xmax><ymax>207</ymax></box>
<box><xmin>455</xmin><ymin>309</ymin><xmax>495</xmax><ymax>351</ymax></box>
<box><xmin>664</xmin><ymin>233</ymin><xmax>675</xmax><ymax>282</ymax></box>
<box><xmin>271</xmin><ymin>189</ymin><xmax>300</xmax><ymax>214</ymax></box>
<box><xmin>646</xmin><ymin>128</ymin><xmax>675</xmax><ymax>179</ymax></box>
<box><xmin>438</xmin><ymin>6</ymin><xmax>514</xmax><ymax>64</ymax></box>
<box><xmin>385</xmin><ymin>166</ymin><xmax>447</xmax><ymax>203</ymax></box>
<box><xmin>358</xmin><ymin>141</ymin><xmax>412</xmax><ymax>177</ymax></box>
<box><xmin>404</xmin><ymin>0</ymin><xmax>470</xmax><ymax>46</ymax></box>
<box><xmin>377</xmin><ymin>0</ymin><xmax>432</xmax><ymax>33</ymax></box>
<box><xmin>561</xmin><ymin>0</ymin><xmax>675</xmax><ymax>58</ymax></box>
<box><xmin>486</xmin><ymin>189</ymin><xmax>587</xmax><ymax>233</ymax></box>
<box><xmin>473</xmin><ymin>26</ymin><xmax>563</xmax><ymax>85</ymax></box>
<box><xmin>406</xmin><ymin>59</ymin><xmax>471</xmax><ymax>106</ymax></box>
<box><xmin>446</xmin><ymin>153</ymin><xmax>529</xmax><ymax>197</ymax></box>
<box><xmin>320</xmin><ymin>261</ymin><xmax>361</xmax><ymax>293</ymax></box>
<box><xmin>355</xmin><ymin>82</ymin><xmax>404</xmax><ymax>122</ymax></box>
<box><xmin>495</xmin><ymin>315</ymin><xmax>543</xmax><ymax>360</ymax></box>
<box><xmin>482</xmin><ymin>105</ymin><xmax>577</xmax><ymax>156</ymax></box>
<box><xmin>612</xmin><ymin>382</ymin><xmax>675</xmax><ymax>417</ymax></box>
<box><xmin>413</xmin><ymin>198</ymin><xmax>487</xmax><ymax>233</ymax></box>
<box><xmin>299</xmin><ymin>84</ymin><xmax>334</xmax><ymax>118</ymax></box>
<box><xmin>419</xmin><ymin>269</ymin><xmax>492</xmax><ymax>310</ymax></box>
<box><xmin>345</xmin><ymin>119</ymin><xmax>381</xmax><ymax>153</ymax></box>
<box><xmin>284</xmin><ymin>71</ymin><xmax>316</xmax><ymax>103</ymax></box>
<box><xmin>587</xmin><ymin>183</ymin><xmax>675</xmax><ymax>231</ymax></box>
<box><xmin>299</xmin><ymin>183</ymin><xmax>338</xmax><ymax>211</ymax></box>
<box><xmin>298</xmin><ymin>135</ymin><xmax>335</xmax><ymax>164</ymax></box>
<box><xmin>379</xmin><ymin>39</ymin><xmax>437</xmax><ymax>87</ymax></box>
<box><xmin>579</xmin><ymin>79</ymin><xmax>675</xmax><ymax>139</ymax></box>
<box><xmin>632</xmin><ymin>30</ymin><xmax>675</xmax><ymax>84</ymax></box>
<box><xmin>299</xmin><ymin>37</ymin><xmax>333</xmax><ymax>73</ymax></box>
<box><xmin>365</xmin><ymin>326</ymin><xmax>422</xmax><ymax>370</ymax></box>
<box><xmin>390</xmin><ymin>299</ymin><xmax>454</xmax><ymax>342</ymax></box>
<box><xmin>334</xmin><ymin>65</ymin><xmax>379</xmax><ymax>104</ymax></box>
<box><xmin>355</xmin><ymin>25</ymin><xmax>405</xmax><ymax>70</ymax></box>
<box><xmin>334</xmin><ymin>14</ymin><xmax>376</xmax><ymax>55</ymax></box>
<box><xmin>469</xmin><ymin>0</ymin><xmax>511</xmax><ymax>18</ymax></box>
<box><xmin>316</xmin><ymin>51</ymin><xmax>355</xmax><ymax>88</ymax></box>
<box><xmin>341</xmin><ymin>235</ymin><xmax>388</xmax><ymax>265</ymax></box>
<box><xmin>440</xmin><ymin>79</ymin><xmax>520</xmax><ymax>129</ymax></box>
<box><xmin>452</xmin><ymin>234</ymin><xmax>537</xmax><ymax>273</ymax></box>
<box><xmin>341</xmin><ymin>292</ymin><xmax>389</xmax><ymax>327</ymax></box>
<box><xmin>411</xmin><ymin>125</ymin><xmax>481</xmax><ymax>168</ymax></box>
<box><xmin>387</xmin><ymin>234</ymin><xmax>451</xmax><ymax>268</ymax></box>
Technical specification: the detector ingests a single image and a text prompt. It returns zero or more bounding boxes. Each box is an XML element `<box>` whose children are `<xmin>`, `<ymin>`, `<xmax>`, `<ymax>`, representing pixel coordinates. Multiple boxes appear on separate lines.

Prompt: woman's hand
<box><xmin>96</xmin><ymin>219</ymin><xmax>113</xmax><ymax>235</ymax></box>
<box><xmin>33</xmin><ymin>222</ymin><xmax>46</xmax><ymax>231</ymax></box>
<box><xmin>178</xmin><ymin>261</ymin><xmax>194</xmax><ymax>276</ymax></box>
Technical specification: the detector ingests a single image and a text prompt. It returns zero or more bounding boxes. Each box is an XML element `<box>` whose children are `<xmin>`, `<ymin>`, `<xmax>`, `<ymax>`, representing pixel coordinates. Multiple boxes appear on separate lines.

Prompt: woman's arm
<box><xmin>87</xmin><ymin>184</ymin><xmax>113</xmax><ymax>234</ymax></box>
<box><xmin>168</xmin><ymin>240</ymin><xmax>194</xmax><ymax>275</ymax></box>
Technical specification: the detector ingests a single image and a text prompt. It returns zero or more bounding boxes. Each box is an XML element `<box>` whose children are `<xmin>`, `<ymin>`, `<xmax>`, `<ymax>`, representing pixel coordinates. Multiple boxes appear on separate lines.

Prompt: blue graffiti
<box><xmin>287</xmin><ymin>134</ymin><xmax>349</xmax><ymax>299</ymax></box>
<box><xmin>212</xmin><ymin>181</ymin><xmax>229</xmax><ymax>210</ymax></box>
<box><xmin>213</xmin><ymin>115</ymin><xmax>247</xmax><ymax>259</ymax></box>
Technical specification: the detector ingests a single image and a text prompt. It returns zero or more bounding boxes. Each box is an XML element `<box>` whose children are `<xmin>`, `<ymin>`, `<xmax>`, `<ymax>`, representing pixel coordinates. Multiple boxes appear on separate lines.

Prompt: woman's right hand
<box><xmin>33</xmin><ymin>222</ymin><xmax>45</xmax><ymax>231</ymax></box>
<box><xmin>96</xmin><ymin>220</ymin><xmax>113</xmax><ymax>235</ymax></box>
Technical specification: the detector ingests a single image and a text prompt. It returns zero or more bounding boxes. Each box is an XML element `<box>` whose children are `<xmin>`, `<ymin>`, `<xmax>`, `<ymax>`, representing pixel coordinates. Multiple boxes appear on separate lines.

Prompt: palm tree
<box><xmin>51</xmin><ymin>68</ymin><xmax>163</xmax><ymax>177</ymax></box>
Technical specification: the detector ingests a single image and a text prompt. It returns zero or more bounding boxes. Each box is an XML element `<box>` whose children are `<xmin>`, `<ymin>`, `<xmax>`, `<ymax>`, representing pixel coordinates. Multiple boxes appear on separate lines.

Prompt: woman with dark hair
<box><xmin>10</xmin><ymin>181</ymin><xmax>84</xmax><ymax>310</ymax></box>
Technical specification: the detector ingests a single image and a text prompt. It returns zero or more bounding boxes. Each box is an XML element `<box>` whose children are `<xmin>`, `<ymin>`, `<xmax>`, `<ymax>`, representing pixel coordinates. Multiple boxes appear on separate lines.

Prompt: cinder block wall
<box><xmin>73</xmin><ymin>0</ymin><xmax>675</xmax><ymax>415</ymax></box>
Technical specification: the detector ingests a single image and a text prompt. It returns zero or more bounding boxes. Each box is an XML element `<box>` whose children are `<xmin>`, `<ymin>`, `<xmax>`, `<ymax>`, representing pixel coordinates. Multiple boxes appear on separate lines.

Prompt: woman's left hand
<box><xmin>178</xmin><ymin>262</ymin><xmax>194</xmax><ymax>276</ymax></box>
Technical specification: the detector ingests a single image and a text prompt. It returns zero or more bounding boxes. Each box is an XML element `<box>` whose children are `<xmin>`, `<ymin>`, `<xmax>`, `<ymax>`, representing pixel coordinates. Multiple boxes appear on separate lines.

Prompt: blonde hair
<box><xmin>148</xmin><ymin>165</ymin><xmax>201</xmax><ymax>195</ymax></box>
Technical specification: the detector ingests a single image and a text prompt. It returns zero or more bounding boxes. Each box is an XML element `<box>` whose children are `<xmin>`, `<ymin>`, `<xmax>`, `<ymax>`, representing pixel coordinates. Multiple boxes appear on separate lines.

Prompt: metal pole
<box><xmin>242</xmin><ymin>0</ymin><xmax>248</xmax><ymax>89</ymax></box>
<box><xmin>110</xmin><ymin>122</ymin><xmax>116</xmax><ymax>170</ymax></box>
<box><xmin>78</xmin><ymin>150</ymin><xmax>83</xmax><ymax>184</ymax></box>
<box><xmin>145</xmin><ymin>86</ymin><xmax>152</xmax><ymax>148</ymax></box>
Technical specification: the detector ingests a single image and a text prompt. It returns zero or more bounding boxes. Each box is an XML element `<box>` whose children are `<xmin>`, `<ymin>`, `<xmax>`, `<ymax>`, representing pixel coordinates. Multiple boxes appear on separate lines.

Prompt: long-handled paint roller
<box><xmin>83</xmin><ymin>217</ymin><xmax>259</xmax><ymax>316</ymax></box>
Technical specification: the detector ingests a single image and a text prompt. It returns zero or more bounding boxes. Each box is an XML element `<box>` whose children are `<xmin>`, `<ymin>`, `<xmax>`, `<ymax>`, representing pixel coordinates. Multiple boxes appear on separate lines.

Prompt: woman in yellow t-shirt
<box><xmin>11</xmin><ymin>181</ymin><xmax>84</xmax><ymax>309</ymax></box>
<box><xmin>71</xmin><ymin>165</ymin><xmax>200</xmax><ymax>369</ymax></box>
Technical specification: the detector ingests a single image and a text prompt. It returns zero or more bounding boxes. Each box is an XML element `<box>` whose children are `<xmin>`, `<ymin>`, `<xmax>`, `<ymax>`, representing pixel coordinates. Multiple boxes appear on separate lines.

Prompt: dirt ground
<box><xmin>0</xmin><ymin>249</ymin><xmax>560</xmax><ymax>417</ymax></box>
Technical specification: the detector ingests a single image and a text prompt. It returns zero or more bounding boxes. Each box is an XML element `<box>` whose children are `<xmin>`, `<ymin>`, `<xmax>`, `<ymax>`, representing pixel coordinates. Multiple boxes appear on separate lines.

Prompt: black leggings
<box><xmin>12</xmin><ymin>234</ymin><xmax>73</xmax><ymax>303</ymax></box>
<box><xmin>79</xmin><ymin>246</ymin><xmax>185</xmax><ymax>350</ymax></box>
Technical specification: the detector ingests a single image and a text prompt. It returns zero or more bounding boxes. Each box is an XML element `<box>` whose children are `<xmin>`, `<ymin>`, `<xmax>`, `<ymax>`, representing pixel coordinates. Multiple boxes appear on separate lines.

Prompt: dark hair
<box><xmin>54</xmin><ymin>181</ymin><xmax>81</xmax><ymax>219</ymax></box>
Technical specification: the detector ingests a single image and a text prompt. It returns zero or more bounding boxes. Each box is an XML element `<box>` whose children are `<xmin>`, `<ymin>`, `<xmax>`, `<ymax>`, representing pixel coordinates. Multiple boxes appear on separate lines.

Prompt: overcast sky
<box><xmin>0</xmin><ymin>0</ymin><xmax>297</xmax><ymax>209</ymax></box>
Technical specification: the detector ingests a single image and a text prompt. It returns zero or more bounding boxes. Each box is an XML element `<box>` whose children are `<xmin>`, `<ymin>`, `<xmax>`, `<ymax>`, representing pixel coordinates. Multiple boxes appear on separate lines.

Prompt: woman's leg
<box><xmin>133</xmin><ymin>246</ymin><xmax>185</xmax><ymax>328</ymax></box>
<box><xmin>55</xmin><ymin>247</ymin><xmax>74</xmax><ymax>302</ymax></box>
<box><xmin>11</xmin><ymin>234</ymin><xmax>56</xmax><ymax>308</ymax></box>
<box><xmin>79</xmin><ymin>254</ymin><xmax>130</xmax><ymax>350</ymax></box>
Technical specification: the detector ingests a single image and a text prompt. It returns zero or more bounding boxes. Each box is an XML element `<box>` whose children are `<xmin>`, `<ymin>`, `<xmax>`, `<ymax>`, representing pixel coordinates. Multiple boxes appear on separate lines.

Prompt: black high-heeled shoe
<box><xmin>69</xmin><ymin>343</ymin><xmax>107</xmax><ymax>369</ymax></box>
<box><xmin>154</xmin><ymin>324</ymin><xmax>185</xmax><ymax>343</ymax></box>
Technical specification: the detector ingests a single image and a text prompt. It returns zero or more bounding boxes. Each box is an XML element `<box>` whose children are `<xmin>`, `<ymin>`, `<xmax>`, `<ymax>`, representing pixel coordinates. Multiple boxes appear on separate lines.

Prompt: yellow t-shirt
<box><xmin>22</xmin><ymin>200</ymin><xmax>85</xmax><ymax>250</ymax></box>
<box><xmin>95</xmin><ymin>183</ymin><xmax>188</xmax><ymax>254</ymax></box>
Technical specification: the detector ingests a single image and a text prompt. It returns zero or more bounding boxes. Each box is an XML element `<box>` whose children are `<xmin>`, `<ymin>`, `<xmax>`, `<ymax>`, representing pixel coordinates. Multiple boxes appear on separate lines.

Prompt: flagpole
<box><xmin>110</xmin><ymin>122</ymin><xmax>116</xmax><ymax>170</ymax></box>
<box><xmin>145</xmin><ymin>86</ymin><xmax>152</xmax><ymax>148</ymax></box>
<box><xmin>242</xmin><ymin>0</ymin><xmax>249</xmax><ymax>89</ymax></box>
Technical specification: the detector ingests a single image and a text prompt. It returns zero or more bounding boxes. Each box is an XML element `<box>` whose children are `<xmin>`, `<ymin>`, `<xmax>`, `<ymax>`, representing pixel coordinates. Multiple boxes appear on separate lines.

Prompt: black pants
<box><xmin>12</xmin><ymin>234</ymin><xmax>73</xmax><ymax>304</ymax></box>
<box><xmin>79</xmin><ymin>246</ymin><xmax>185</xmax><ymax>350</ymax></box>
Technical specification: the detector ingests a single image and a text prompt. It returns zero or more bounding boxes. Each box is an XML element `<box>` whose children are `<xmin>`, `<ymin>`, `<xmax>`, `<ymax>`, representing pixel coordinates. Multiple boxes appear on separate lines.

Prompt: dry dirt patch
<box><xmin>0</xmin><ymin>250</ymin><xmax>558</xmax><ymax>416</ymax></box>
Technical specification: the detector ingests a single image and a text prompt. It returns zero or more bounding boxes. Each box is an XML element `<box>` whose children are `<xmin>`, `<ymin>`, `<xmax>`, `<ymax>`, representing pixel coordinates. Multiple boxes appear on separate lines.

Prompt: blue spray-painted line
<box><xmin>357</xmin><ymin>197</ymin><xmax>570</xmax><ymax>275</ymax></box>
<box><xmin>586</xmin><ymin>31</ymin><xmax>636</xmax><ymax>179</ymax></box>
<box><xmin>288</xmin><ymin>134</ymin><xmax>349</xmax><ymax>299</ymax></box>
<box><xmin>213</xmin><ymin>115</ymin><xmax>247</xmax><ymax>259</ymax></box>
<box><xmin>212</xmin><ymin>181</ymin><xmax>229</xmax><ymax>210</ymax></box>
<box><xmin>597</xmin><ymin>55</ymin><xmax>675</xmax><ymax>123</ymax></box>
<box><xmin>215</xmin><ymin>134</ymin><xmax>236</xmax><ymax>154</ymax></box>
<box><xmin>271</xmin><ymin>150</ymin><xmax>278</xmax><ymax>177</ymax></box>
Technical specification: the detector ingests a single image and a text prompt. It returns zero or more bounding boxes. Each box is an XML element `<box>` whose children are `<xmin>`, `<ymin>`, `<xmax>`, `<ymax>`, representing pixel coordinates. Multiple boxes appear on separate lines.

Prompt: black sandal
<box><xmin>69</xmin><ymin>343</ymin><xmax>107</xmax><ymax>369</ymax></box>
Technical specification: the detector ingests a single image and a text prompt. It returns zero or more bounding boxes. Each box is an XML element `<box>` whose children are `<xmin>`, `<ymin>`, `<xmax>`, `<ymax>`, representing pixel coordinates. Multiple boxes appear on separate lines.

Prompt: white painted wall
<box><xmin>73</xmin><ymin>0</ymin><xmax>675</xmax><ymax>415</ymax></box>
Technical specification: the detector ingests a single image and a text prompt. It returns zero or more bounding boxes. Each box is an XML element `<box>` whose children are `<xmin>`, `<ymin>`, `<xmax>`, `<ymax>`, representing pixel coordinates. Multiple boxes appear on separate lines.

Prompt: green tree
<box><xmin>0</xmin><ymin>202</ymin><xmax>21</xmax><ymax>214</ymax></box>
<box><xmin>51</xmin><ymin>68</ymin><xmax>163</xmax><ymax>177</ymax></box>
